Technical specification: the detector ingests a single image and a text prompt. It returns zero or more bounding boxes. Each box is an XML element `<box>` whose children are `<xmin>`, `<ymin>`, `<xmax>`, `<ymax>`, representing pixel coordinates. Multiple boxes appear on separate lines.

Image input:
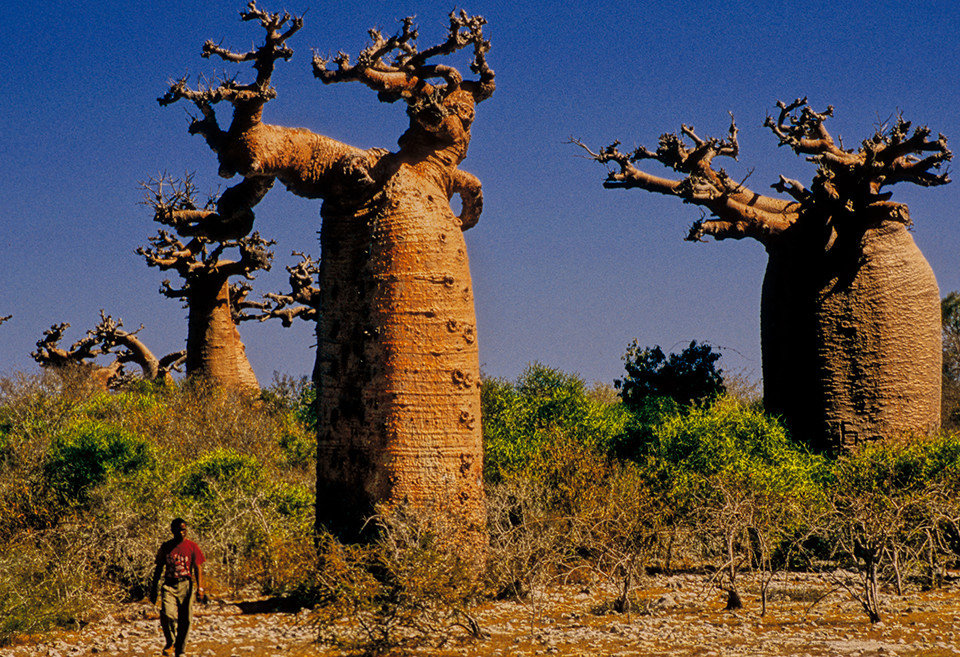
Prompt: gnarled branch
<box><xmin>579</xmin><ymin>98</ymin><xmax>951</xmax><ymax>243</ymax></box>
<box><xmin>312</xmin><ymin>10</ymin><xmax>495</xmax><ymax>104</ymax></box>
<box><xmin>572</xmin><ymin>117</ymin><xmax>798</xmax><ymax>244</ymax></box>
<box><xmin>236</xmin><ymin>251</ymin><xmax>320</xmax><ymax>327</ymax></box>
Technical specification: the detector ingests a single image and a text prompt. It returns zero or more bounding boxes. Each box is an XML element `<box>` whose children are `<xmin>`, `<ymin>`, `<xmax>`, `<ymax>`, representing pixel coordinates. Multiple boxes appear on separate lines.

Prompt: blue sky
<box><xmin>2</xmin><ymin>1</ymin><xmax>959</xmax><ymax>388</ymax></box>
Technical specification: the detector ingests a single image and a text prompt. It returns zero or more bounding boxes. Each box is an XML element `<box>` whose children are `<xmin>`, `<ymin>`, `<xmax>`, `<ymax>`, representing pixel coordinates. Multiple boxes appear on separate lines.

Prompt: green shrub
<box><xmin>44</xmin><ymin>420</ymin><xmax>154</xmax><ymax>506</ymax></box>
<box><xmin>821</xmin><ymin>432</ymin><xmax>960</xmax><ymax>620</ymax></box>
<box><xmin>646</xmin><ymin>398</ymin><xmax>826</xmax><ymax>610</ymax></box>
<box><xmin>482</xmin><ymin>363</ymin><xmax>632</xmax><ymax>481</ymax></box>
<box><xmin>179</xmin><ymin>447</ymin><xmax>264</xmax><ymax>500</ymax></box>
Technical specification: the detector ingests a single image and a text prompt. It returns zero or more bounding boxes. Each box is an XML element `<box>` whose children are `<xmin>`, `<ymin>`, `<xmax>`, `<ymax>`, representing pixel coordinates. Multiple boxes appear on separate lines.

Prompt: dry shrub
<box><xmin>485</xmin><ymin>477</ymin><xmax>569</xmax><ymax>602</ymax></box>
<box><xmin>0</xmin><ymin>532</ymin><xmax>100</xmax><ymax>646</ymax></box>
<box><xmin>308</xmin><ymin>504</ymin><xmax>484</xmax><ymax>655</ymax></box>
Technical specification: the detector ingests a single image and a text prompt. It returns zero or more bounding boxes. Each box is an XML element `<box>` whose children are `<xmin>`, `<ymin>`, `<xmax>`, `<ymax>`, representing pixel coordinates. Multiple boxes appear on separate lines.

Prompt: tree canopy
<box><xmin>615</xmin><ymin>340</ymin><xmax>725</xmax><ymax>411</ymax></box>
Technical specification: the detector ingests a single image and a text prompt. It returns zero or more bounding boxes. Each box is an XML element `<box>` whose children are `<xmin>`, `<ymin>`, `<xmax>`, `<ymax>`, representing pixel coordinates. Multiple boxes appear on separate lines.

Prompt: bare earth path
<box><xmin>4</xmin><ymin>573</ymin><xmax>960</xmax><ymax>656</ymax></box>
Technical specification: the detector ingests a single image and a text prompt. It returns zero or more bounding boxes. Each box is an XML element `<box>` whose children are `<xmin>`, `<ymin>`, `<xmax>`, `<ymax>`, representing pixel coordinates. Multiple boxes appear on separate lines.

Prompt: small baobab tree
<box><xmin>140</xmin><ymin>174</ymin><xmax>274</xmax><ymax>394</ymax></box>
<box><xmin>578</xmin><ymin>98</ymin><xmax>951</xmax><ymax>451</ymax></box>
<box><xmin>159</xmin><ymin>3</ymin><xmax>493</xmax><ymax>552</ymax></box>
<box><xmin>32</xmin><ymin>311</ymin><xmax>186</xmax><ymax>388</ymax></box>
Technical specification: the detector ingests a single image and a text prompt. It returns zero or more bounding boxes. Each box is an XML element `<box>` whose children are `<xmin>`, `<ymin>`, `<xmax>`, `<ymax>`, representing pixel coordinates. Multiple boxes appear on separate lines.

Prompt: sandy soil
<box><xmin>4</xmin><ymin>572</ymin><xmax>960</xmax><ymax>657</ymax></box>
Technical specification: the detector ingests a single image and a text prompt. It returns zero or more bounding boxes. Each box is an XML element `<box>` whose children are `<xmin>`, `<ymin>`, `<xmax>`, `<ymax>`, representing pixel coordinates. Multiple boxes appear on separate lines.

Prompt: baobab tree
<box><xmin>32</xmin><ymin>311</ymin><xmax>186</xmax><ymax>388</ymax></box>
<box><xmin>140</xmin><ymin>174</ymin><xmax>274</xmax><ymax>394</ymax></box>
<box><xmin>159</xmin><ymin>3</ymin><xmax>493</xmax><ymax>549</ymax></box>
<box><xmin>578</xmin><ymin>99</ymin><xmax>951</xmax><ymax>451</ymax></box>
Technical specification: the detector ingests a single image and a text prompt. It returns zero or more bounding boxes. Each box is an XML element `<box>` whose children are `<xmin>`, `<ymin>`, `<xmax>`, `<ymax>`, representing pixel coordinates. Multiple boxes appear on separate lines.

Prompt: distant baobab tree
<box><xmin>578</xmin><ymin>98</ymin><xmax>951</xmax><ymax>451</ymax></box>
<box><xmin>140</xmin><ymin>173</ymin><xmax>274</xmax><ymax>394</ymax></box>
<box><xmin>32</xmin><ymin>311</ymin><xmax>186</xmax><ymax>388</ymax></box>
<box><xmin>159</xmin><ymin>3</ymin><xmax>493</xmax><ymax>550</ymax></box>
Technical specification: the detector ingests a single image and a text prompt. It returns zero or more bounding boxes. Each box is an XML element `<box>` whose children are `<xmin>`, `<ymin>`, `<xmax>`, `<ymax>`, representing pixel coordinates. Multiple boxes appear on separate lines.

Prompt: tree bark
<box><xmin>762</xmin><ymin>220</ymin><xmax>941</xmax><ymax>451</ymax></box>
<box><xmin>186</xmin><ymin>276</ymin><xmax>260</xmax><ymax>394</ymax></box>
<box><xmin>315</xmin><ymin>153</ymin><xmax>485</xmax><ymax>554</ymax></box>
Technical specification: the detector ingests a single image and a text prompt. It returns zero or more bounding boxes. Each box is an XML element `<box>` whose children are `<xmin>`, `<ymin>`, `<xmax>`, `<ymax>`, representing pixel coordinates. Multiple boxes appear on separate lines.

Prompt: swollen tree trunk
<box><xmin>158</xmin><ymin>6</ymin><xmax>495</xmax><ymax>557</ymax></box>
<box><xmin>315</xmin><ymin>153</ymin><xmax>485</xmax><ymax>551</ymax></box>
<box><xmin>762</xmin><ymin>220</ymin><xmax>941</xmax><ymax>451</ymax></box>
<box><xmin>186</xmin><ymin>277</ymin><xmax>259</xmax><ymax>394</ymax></box>
<box><xmin>580</xmin><ymin>98</ymin><xmax>950</xmax><ymax>451</ymax></box>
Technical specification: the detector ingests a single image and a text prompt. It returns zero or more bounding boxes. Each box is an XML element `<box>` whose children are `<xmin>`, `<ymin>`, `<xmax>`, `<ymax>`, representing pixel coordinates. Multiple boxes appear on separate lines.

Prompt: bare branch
<box><xmin>32</xmin><ymin>323</ymin><xmax>103</xmax><ymax>367</ymax></box>
<box><xmin>771</xmin><ymin>175</ymin><xmax>810</xmax><ymax>202</ymax></box>
<box><xmin>160</xmin><ymin>1</ymin><xmax>303</xmax><ymax>125</ymax></box>
<box><xmin>312</xmin><ymin>10</ymin><xmax>494</xmax><ymax>103</ymax></box>
<box><xmin>575</xmin><ymin>118</ymin><xmax>798</xmax><ymax>244</ymax></box>
<box><xmin>141</xmin><ymin>172</ymin><xmax>270</xmax><ymax>242</ymax></box>
<box><xmin>239</xmin><ymin>251</ymin><xmax>320</xmax><ymax>326</ymax></box>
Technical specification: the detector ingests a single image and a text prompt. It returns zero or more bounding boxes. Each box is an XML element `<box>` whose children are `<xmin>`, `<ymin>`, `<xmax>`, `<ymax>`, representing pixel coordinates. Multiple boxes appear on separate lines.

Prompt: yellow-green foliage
<box><xmin>0</xmin><ymin>372</ymin><xmax>317</xmax><ymax>643</ymax></box>
<box><xmin>650</xmin><ymin>397</ymin><xmax>826</xmax><ymax>506</ymax></box>
<box><xmin>481</xmin><ymin>363</ymin><xmax>632</xmax><ymax>482</ymax></box>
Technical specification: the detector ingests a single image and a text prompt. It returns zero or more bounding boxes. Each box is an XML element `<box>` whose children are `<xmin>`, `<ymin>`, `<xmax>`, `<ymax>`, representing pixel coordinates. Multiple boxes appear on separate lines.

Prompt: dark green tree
<box><xmin>616</xmin><ymin>340</ymin><xmax>725</xmax><ymax>411</ymax></box>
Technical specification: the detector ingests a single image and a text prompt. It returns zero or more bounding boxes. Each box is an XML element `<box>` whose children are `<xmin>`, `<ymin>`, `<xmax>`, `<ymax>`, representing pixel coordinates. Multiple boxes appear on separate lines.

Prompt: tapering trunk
<box><xmin>762</xmin><ymin>220</ymin><xmax>941</xmax><ymax>451</ymax></box>
<box><xmin>186</xmin><ymin>277</ymin><xmax>260</xmax><ymax>393</ymax></box>
<box><xmin>314</xmin><ymin>158</ymin><xmax>486</xmax><ymax>554</ymax></box>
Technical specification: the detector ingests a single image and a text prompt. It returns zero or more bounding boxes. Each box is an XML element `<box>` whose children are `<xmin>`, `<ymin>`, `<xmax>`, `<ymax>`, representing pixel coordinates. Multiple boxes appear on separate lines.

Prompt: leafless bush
<box><xmin>0</xmin><ymin>532</ymin><xmax>101</xmax><ymax>645</ymax></box>
<box><xmin>308</xmin><ymin>504</ymin><xmax>484</xmax><ymax>654</ymax></box>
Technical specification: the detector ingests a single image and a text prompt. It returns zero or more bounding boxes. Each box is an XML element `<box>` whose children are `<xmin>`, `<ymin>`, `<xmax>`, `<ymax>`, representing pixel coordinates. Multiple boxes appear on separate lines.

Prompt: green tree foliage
<box><xmin>647</xmin><ymin>398</ymin><xmax>826</xmax><ymax>610</ymax></box>
<box><xmin>481</xmin><ymin>363</ymin><xmax>632</xmax><ymax>482</ymax></box>
<box><xmin>44</xmin><ymin>420</ymin><xmax>154</xmax><ymax>506</ymax></box>
<box><xmin>616</xmin><ymin>340</ymin><xmax>725</xmax><ymax>411</ymax></box>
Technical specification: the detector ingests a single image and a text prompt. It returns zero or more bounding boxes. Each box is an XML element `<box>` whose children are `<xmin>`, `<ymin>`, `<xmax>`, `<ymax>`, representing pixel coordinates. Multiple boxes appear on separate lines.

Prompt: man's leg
<box><xmin>159</xmin><ymin>584</ymin><xmax>177</xmax><ymax>655</ymax></box>
<box><xmin>174</xmin><ymin>580</ymin><xmax>194</xmax><ymax>655</ymax></box>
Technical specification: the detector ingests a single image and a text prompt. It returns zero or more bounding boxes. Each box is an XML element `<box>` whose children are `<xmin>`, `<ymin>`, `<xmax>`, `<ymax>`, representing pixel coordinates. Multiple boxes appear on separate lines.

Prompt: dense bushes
<box><xmin>481</xmin><ymin>363</ymin><xmax>960</xmax><ymax>623</ymax></box>
<box><xmin>0</xmin><ymin>370</ymin><xmax>315</xmax><ymax>644</ymax></box>
<box><xmin>4</xmin><ymin>360</ymin><xmax>960</xmax><ymax>646</ymax></box>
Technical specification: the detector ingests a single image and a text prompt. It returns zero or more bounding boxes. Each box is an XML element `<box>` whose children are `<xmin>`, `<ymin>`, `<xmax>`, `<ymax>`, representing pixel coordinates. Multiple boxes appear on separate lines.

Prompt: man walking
<box><xmin>150</xmin><ymin>518</ymin><xmax>206</xmax><ymax>656</ymax></box>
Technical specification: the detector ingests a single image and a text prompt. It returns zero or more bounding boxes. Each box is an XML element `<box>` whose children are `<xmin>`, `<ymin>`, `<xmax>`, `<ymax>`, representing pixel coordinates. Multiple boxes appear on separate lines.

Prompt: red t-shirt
<box><xmin>156</xmin><ymin>538</ymin><xmax>206</xmax><ymax>580</ymax></box>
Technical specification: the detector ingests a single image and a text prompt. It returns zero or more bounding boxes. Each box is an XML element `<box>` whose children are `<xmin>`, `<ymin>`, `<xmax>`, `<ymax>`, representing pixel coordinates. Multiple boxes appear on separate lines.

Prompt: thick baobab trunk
<box><xmin>186</xmin><ymin>278</ymin><xmax>259</xmax><ymax>393</ymax></box>
<box><xmin>315</xmin><ymin>157</ymin><xmax>485</xmax><ymax>552</ymax></box>
<box><xmin>160</xmin><ymin>6</ymin><xmax>494</xmax><ymax>560</ymax></box>
<box><xmin>582</xmin><ymin>99</ymin><xmax>949</xmax><ymax>453</ymax></box>
<box><xmin>762</xmin><ymin>220</ymin><xmax>941</xmax><ymax>451</ymax></box>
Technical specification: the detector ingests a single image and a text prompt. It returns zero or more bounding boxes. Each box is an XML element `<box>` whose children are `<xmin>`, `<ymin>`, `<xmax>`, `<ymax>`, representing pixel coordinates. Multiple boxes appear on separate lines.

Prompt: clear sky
<box><xmin>2</xmin><ymin>1</ymin><xmax>958</xmax><ymax>388</ymax></box>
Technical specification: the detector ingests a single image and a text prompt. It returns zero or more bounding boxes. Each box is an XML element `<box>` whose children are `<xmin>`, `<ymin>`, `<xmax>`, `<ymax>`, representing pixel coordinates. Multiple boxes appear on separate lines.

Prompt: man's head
<box><xmin>170</xmin><ymin>518</ymin><xmax>188</xmax><ymax>541</ymax></box>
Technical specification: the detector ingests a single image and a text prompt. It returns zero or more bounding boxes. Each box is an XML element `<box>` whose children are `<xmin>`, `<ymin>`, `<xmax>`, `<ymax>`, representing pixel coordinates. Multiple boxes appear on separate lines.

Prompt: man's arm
<box><xmin>193</xmin><ymin>561</ymin><xmax>205</xmax><ymax>601</ymax></box>
<box><xmin>149</xmin><ymin>564</ymin><xmax>163</xmax><ymax>604</ymax></box>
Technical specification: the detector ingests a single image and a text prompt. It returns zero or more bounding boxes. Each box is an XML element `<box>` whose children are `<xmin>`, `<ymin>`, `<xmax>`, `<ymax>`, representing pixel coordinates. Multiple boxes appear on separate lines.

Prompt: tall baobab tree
<box><xmin>140</xmin><ymin>174</ymin><xmax>274</xmax><ymax>394</ymax></box>
<box><xmin>32</xmin><ymin>311</ymin><xmax>186</xmax><ymax>388</ymax></box>
<box><xmin>159</xmin><ymin>3</ymin><xmax>493</xmax><ymax>549</ymax></box>
<box><xmin>578</xmin><ymin>99</ymin><xmax>951</xmax><ymax>451</ymax></box>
